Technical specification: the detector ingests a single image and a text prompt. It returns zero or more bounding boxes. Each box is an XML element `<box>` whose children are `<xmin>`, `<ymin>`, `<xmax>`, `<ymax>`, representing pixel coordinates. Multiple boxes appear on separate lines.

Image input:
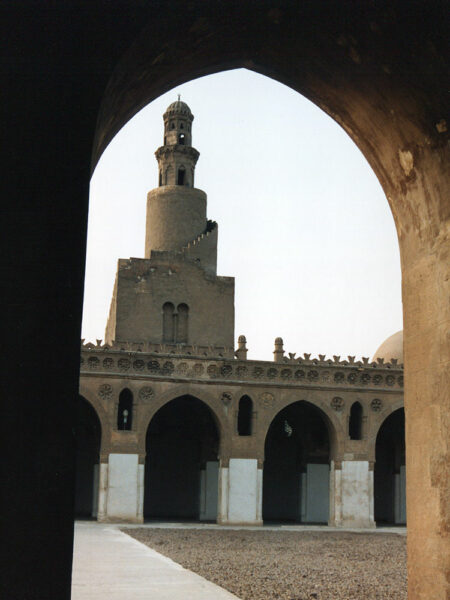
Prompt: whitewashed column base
<box><xmin>218</xmin><ymin>459</ymin><xmax>263</xmax><ymax>525</ymax></box>
<box><xmin>97</xmin><ymin>453</ymin><xmax>144</xmax><ymax>523</ymax></box>
<box><xmin>329</xmin><ymin>460</ymin><xmax>375</xmax><ymax>528</ymax></box>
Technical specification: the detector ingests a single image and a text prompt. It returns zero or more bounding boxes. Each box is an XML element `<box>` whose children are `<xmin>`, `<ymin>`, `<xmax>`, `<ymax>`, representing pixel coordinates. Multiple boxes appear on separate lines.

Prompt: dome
<box><xmin>372</xmin><ymin>330</ymin><xmax>403</xmax><ymax>363</ymax></box>
<box><xmin>164</xmin><ymin>99</ymin><xmax>193</xmax><ymax>118</ymax></box>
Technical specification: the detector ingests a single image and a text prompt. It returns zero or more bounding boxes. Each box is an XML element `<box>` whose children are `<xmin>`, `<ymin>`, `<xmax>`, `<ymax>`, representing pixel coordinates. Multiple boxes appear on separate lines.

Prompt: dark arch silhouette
<box><xmin>263</xmin><ymin>400</ymin><xmax>330</xmax><ymax>524</ymax></box>
<box><xmin>74</xmin><ymin>396</ymin><xmax>101</xmax><ymax>518</ymax></box>
<box><xmin>144</xmin><ymin>395</ymin><xmax>220</xmax><ymax>521</ymax></box>
<box><xmin>374</xmin><ymin>408</ymin><xmax>406</xmax><ymax>526</ymax></box>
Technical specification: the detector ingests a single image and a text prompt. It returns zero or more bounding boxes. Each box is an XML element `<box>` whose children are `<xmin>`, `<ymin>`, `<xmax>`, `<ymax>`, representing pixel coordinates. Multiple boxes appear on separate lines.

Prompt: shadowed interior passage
<box><xmin>263</xmin><ymin>401</ymin><xmax>330</xmax><ymax>523</ymax></box>
<box><xmin>75</xmin><ymin>396</ymin><xmax>101</xmax><ymax>518</ymax></box>
<box><xmin>144</xmin><ymin>396</ymin><xmax>219</xmax><ymax>520</ymax></box>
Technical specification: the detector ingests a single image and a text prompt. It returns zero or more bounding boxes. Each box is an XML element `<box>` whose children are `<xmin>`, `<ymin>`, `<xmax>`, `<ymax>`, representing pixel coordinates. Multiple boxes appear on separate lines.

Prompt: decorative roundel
<box><xmin>220</xmin><ymin>364</ymin><xmax>232</xmax><ymax>377</ymax></box>
<box><xmin>347</xmin><ymin>372</ymin><xmax>357</xmax><ymax>384</ymax></box>
<box><xmin>221</xmin><ymin>392</ymin><xmax>232</xmax><ymax>406</ymax></box>
<box><xmin>267</xmin><ymin>368</ymin><xmax>278</xmax><ymax>379</ymax></box>
<box><xmin>371</xmin><ymin>398</ymin><xmax>383</xmax><ymax>412</ymax></box>
<box><xmin>307</xmin><ymin>370</ymin><xmax>319</xmax><ymax>381</ymax></box>
<box><xmin>147</xmin><ymin>360</ymin><xmax>160</xmax><ymax>372</ymax></box>
<box><xmin>88</xmin><ymin>356</ymin><xmax>100</xmax><ymax>369</ymax></box>
<box><xmin>193</xmin><ymin>363</ymin><xmax>204</xmax><ymax>375</ymax></box>
<box><xmin>139</xmin><ymin>386</ymin><xmax>154</xmax><ymax>401</ymax></box>
<box><xmin>253</xmin><ymin>366</ymin><xmax>264</xmax><ymax>378</ymax></box>
<box><xmin>331</xmin><ymin>396</ymin><xmax>344</xmax><ymax>411</ymax></box>
<box><xmin>281</xmin><ymin>369</ymin><xmax>292</xmax><ymax>379</ymax></box>
<box><xmin>177</xmin><ymin>362</ymin><xmax>189</xmax><ymax>374</ymax></box>
<box><xmin>133</xmin><ymin>359</ymin><xmax>145</xmax><ymax>371</ymax></box>
<box><xmin>373</xmin><ymin>373</ymin><xmax>383</xmax><ymax>385</ymax></box>
<box><xmin>295</xmin><ymin>369</ymin><xmax>305</xmax><ymax>380</ymax></box>
<box><xmin>117</xmin><ymin>358</ymin><xmax>131</xmax><ymax>371</ymax></box>
<box><xmin>103</xmin><ymin>357</ymin><xmax>114</xmax><ymax>369</ymax></box>
<box><xmin>260</xmin><ymin>392</ymin><xmax>274</xmax><ymax>408</ymax></box>
<box><xmin>98</xmin><ymin>383</ymin><xmax>112</xmax><ymax>399</ymax></box>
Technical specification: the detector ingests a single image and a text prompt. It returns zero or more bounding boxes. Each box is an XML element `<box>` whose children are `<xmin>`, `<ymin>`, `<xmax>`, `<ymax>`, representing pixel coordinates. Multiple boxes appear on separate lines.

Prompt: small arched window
<box><xmin>178</xmin><ymin>133</ymin><xmax>185</xmax><ymax>145</ymax></box>
<box><xmin>237</xmin><ymin>396</ymin><xmax>253</xmax><ymax>436</ymax></box>
<box><xmin>159</xmin><ymin>171</ymin><xmax>162</xmax><ymax>186</ymax></box>
<box><xmin>177</xmin><ymin>303</ymin><xmax>189</xmax><ymax>343</ymax></box>
<box><xmin>349</xmin><ymin>401</ymin><xmax>363</xmax><ymax>440</ymax></box>
<box><xmin>162</xmin><ymin>302</ymin><xmax>175</xmax><ymax>342</ymax></box>
<box><xmin>180</xmin><ymin>122</ymin><xmax>184</xmax><ymax>129</ymax></box>
<box><xmin>177</xmin><ymin>167</ymin><xmax>185</xmax><ymax>185</ymax></box>
<box><xmin>117</xmin><ymin>388</ymin><xmax>133</xmax><ymax>431</ymax></box>
<box><xmin>170</xmin><ymin>121</ymin><xmax>175</xmax><ymax>129</ymax></box>
<box><xmin>165</xmin><ymin>166</ymin><xmax>173</xmax><ymax>185</ymax></box>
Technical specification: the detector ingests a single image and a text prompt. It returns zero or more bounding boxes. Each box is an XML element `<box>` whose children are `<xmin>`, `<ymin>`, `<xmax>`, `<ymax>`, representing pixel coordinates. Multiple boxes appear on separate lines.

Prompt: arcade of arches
<box><xmin>78</xmin><ymin>356</ymin><xmax>406</xmax><ymax>528</ymax></box>
<box><xmin>4</xmin><ymin>3</ymin><xmax>448</xmax><ymax>600</ymax></box>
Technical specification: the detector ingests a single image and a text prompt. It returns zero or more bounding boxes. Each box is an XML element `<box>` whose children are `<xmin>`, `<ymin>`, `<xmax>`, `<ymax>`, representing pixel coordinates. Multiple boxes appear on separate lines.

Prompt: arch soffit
<box><xmin>366</xmin><ymin>402</ymin><xmax>405</xmax><ymax>457</ymax></box>
<box><xmin>373</xmin><ymin>401</ymin><xmax>405</xmax><ymax>437</ymax></box>
<box><xmin>77</xmin><ymin>389</ymin><xmax>109</xmax><ymax>437</ymax></box>
<box><xmin>140</xmin><ymin>385</ymin><xmax>226</xmax><ymax>440</ymax></box>
<box><xmin>92</xmin><ymin>3</ymin><xmax>448</xmax><ymax>234</ymax></box>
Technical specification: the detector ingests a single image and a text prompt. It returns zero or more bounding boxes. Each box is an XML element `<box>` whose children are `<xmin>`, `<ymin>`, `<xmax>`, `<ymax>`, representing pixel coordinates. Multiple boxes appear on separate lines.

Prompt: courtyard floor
<box><xmin>124</xmin><ymin>525</ymin><xmax>407</xmax><ymax>600</ymax></box>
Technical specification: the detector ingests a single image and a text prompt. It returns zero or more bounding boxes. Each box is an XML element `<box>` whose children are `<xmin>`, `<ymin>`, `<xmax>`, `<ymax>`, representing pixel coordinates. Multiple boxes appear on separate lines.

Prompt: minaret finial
<box><xmin>177</xmin><ymin>94</ymin><xmax>181</xmax><ymax>101</ymax></box>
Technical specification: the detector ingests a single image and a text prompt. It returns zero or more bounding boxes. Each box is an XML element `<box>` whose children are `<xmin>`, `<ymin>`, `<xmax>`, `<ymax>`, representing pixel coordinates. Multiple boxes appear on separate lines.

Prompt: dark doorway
<box><xmin>374</xmin><ymin>408</ymin><xmax>406</xmax><ymax>525</ymax></box>
<box><xmin>263</xmin><ymin>401</ymin><xmax>330</xmax><ymax>523</ymax></box>
<box><xmin>74</xmin><ymin>396</ymin><xmax>101</xmax><ymax>518</ymax></box>
<box><xmin>144</xmin><ymin>395</ymin><xmax>219</xmax><ymax>520</ymax></box>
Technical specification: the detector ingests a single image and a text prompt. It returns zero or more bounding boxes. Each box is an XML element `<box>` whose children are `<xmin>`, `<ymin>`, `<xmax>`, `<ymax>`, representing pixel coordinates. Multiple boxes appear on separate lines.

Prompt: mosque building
<box><xmin>77</xmin><ymin>99</ymin><xmax>405</xmax><ymax>527</ymax></box>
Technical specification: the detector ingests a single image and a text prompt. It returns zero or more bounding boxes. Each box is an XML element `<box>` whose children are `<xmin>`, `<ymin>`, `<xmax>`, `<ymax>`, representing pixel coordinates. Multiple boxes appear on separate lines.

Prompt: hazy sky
<box><xmin>83</xmin><ymin>69</ymin><xmax>402</xmax><ymax>361</ymax></box>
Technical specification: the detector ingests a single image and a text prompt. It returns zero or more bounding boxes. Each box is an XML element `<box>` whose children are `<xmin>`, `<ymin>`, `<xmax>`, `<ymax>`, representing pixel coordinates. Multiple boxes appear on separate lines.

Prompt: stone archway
<box><xmin>144</xmin><ymin>395</ymin><xmax>220</xmax><ymax>521</ymax></box>
<box><xmin>263</xmin><ymin>401</ymin><xmax>331</xmax><ymax>524</ymax></box>
<box><xmin>375</xmin><ymin>408</ymin><xmax>406</xmax><ymax>526</ymax></box>
<box><xmin>74</xmin><ymin>395</ymin><xmax>101</xmax><ymax>518</ymax></box>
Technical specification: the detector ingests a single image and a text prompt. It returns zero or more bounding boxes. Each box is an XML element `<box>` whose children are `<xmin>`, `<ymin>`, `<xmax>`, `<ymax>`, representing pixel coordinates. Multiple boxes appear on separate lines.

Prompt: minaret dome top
<box><xmin>164</xmin><ymin>96</ymin><xmax>193</xmax><ymax>120</ymax></box>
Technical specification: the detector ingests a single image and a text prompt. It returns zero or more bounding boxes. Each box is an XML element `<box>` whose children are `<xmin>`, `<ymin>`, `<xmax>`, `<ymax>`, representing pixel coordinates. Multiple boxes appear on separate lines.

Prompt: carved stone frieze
<box><xmin>80</xmin><ymin>346</ymin><xmax>404</xmax><ymax>392</ymax></box>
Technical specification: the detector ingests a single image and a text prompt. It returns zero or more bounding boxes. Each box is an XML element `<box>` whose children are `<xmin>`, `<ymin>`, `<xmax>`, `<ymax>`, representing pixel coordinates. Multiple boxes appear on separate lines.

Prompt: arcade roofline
<box><xmin>80</xmin><ymin>340</ymin><xmax>404</xmax><ymax>393</ymax></box>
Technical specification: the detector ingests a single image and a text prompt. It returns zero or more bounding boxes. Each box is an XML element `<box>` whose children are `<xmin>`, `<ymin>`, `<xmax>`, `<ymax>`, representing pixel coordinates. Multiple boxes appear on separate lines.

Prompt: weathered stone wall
<box><xmin>105</xmin><ymin>255</ymin><xmax>234</xmax><ymax>349</ymax></box>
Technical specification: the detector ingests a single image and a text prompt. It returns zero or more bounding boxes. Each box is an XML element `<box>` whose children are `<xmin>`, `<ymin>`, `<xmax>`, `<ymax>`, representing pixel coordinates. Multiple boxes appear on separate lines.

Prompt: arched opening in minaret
<box><xmin>74</xmin><ymin>395</ymin><xmax>101</xmax><ymax>518</ymax></box>
<box><xmin>374</xmin><ymin>408</ymin><xmax>406</xmax><ymax>525</ymax></box>
<box><xmin>144</xmin><ymin>395</ymin><xmax>220</xmax><ymax>521</ymax></box>
<box><xmin>177</xmin><ymin>166</ymin><xmax>185</xmax><ymax>185</ymax></box>
<box><xmin>178</xmin><ymin>133</ymin><xmax>185</xmax><ymax>144</ymax></box>
<box><xmin>263</xmin><ymin>401</ymin><xmax>330</xmax><ymax>523</ymax></box>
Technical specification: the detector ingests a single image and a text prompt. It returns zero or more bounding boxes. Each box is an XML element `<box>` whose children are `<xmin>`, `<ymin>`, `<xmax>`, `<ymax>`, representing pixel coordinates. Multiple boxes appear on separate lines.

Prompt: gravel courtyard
<box><xmin>124</xmin><ymin>528</ymin><xmax>406</xmax><ymax>600</ymax></box>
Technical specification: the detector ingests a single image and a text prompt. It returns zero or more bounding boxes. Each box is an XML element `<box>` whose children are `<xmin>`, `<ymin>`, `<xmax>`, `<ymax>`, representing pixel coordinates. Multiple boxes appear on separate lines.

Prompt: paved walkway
<box><xmin>71</xmin><ymin>521</ymin><xmax>240</xmax><ymax>600</ymax></box>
